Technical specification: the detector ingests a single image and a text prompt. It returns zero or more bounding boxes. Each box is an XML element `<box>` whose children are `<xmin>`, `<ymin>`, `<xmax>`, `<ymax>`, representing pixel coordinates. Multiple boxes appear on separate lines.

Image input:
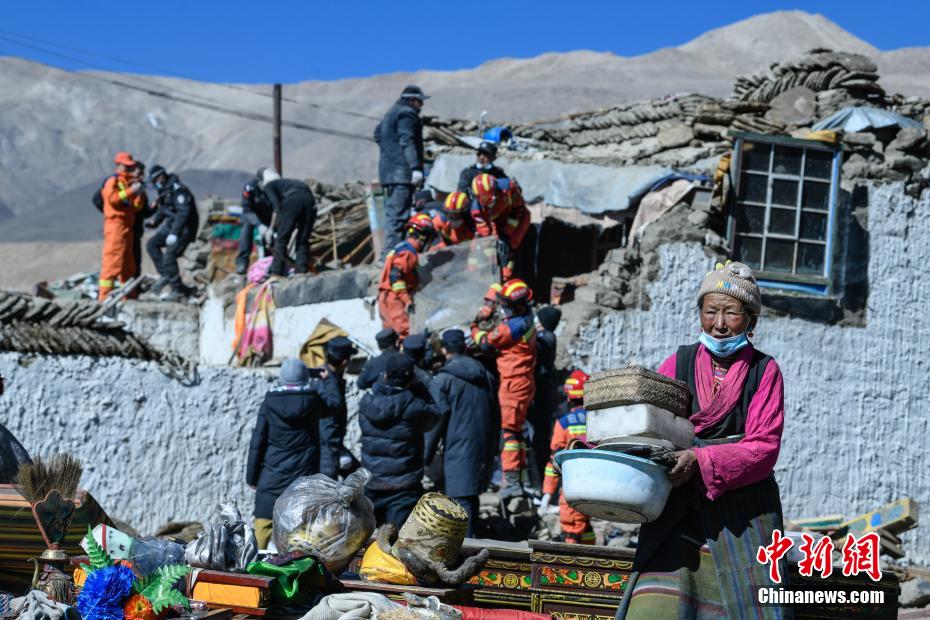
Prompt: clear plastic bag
<box><xmin>131</xmin><ymin>537</ymin><xmax>186</xmax><ymax>576</ymax></box>
<box><xmin>272</xmin><ymin>469</ymin><xmax>376</xmax><ymax>574</ymax></box>
<box><xmin>184</xmin><ymin>503</ymin><xmax>258</xmax><ymax>572</ymax></box>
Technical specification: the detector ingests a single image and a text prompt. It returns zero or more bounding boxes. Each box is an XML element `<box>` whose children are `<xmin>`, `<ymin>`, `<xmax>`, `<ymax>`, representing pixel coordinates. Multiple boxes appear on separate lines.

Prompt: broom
<box><xmin>15</xmin><ymin>454</ymin><xmax>83</xmax><ymax>560</ymax></box>
<box><xmin>15</xmin><ymin>453</ymin><xmax>83</xmax><ymax>504</ymax></box>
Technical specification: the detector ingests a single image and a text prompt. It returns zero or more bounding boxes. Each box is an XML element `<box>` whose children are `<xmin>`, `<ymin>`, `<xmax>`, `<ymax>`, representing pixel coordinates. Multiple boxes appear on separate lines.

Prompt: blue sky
<box><xmin>2</xmin><ymin>1</ymin><xmax>928</xmax><ymax>83</ymax></box>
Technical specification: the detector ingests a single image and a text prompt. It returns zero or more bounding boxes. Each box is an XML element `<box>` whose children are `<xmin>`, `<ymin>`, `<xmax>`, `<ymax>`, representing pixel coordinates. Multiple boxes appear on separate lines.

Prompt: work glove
<box><xmin>262</xmin><ymin>228</ymin><xmax>275</xmax><ymax>247</ymax></box>
<box><xmin>166</xmin><ymin>233</ymin><xmax>178</xmax><ymax>246</ymax></box>
<box><xmin>339</xmin><ymin>455</ymin><xmax>353</xmax><ymax>471</ymax></box>
<box><xmin>130</xmin><ymin>181</ymin><xmax>143</xmax><ymax>193</ymax></box>
<box><xmin>410</xmin><ymin>170</ymin><xmax>424</xmax><ymax>186</ymax></box>
<box><xmin>258</xmin><ymin>224</ymin><xmax>270</xmax><ymax>238</ymax></box>
<box><xmin>539</xmin><ymin>493</ymin><xmax>552</xmax><ymax>509</ymax></box>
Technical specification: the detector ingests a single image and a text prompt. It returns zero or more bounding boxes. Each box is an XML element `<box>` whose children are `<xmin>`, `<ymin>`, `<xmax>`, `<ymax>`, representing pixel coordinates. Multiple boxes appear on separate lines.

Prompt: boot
<box><xmin>498</xmin><ymin>470</ymin><xmax>525</xmax><ymax>500</ymax></box>
<box><xmin>161</xmin><ymin>284</ymin><xmax>194</xmax><ymax>303</ymax></box>
<box><xmin>149</xmin><ymin>278</ymin><xmax>168</xmax><ymax>294</ymax></box>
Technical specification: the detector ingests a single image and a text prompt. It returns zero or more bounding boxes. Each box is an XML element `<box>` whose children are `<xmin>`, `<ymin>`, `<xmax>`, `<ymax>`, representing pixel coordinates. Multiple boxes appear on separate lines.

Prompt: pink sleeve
<box><xmin>657</xmin><ymin>353</ymin><xmax>677</xmax><ymax>379</ymax></box>
<box><xmin>693</xmin><ymin>359</ymin><xmax>785</xmax><ymax>501</ymax></box>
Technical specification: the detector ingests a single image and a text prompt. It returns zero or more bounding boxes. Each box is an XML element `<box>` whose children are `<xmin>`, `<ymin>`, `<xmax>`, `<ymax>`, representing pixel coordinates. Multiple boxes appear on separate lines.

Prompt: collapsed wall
<box><xmin>569</xmin><ymin>181</ymin><xmax>930</xmax><ymax>564</ymax></box>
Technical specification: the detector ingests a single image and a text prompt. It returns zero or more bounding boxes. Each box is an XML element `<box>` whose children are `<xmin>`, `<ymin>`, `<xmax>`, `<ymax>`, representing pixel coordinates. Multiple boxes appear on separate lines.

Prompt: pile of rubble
<box><xmin>425</xmin><ymin>48</ymin><xmax>930</xmax><ymax>181</ymax></box>
<box><xmin>735</xmin><ymin>48</ymin><xmax>884</xmax><ymax>108</ymax></box>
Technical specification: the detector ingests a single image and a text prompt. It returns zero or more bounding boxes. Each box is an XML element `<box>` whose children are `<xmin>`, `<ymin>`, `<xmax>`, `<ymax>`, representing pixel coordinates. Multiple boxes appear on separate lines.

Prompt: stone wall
<box><xmin>570</xmin><ymin>181</ymin><xmax>930</xmax><ymax>563</ymax></box>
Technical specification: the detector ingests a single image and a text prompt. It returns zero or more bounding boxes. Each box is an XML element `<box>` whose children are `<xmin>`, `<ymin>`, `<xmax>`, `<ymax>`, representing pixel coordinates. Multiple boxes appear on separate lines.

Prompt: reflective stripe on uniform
<box><xmin>118</xmin><ymin>189</ymin><xmax>128</xmax><ymax>201</ymax></box>
<box><xmin>99</xmin><ymin>279</ymin><xmax>114</xmax><ymax>287</ymax></box>
<box><xmin>391</xmin><ymin>282</ymin><xmax>407</xmax><ymax>292</ymax></box>
<box><xmin>566</xmin><ymin>425</ymin><xmax>586</xmax><ymax>435</ymax></box>
<box><xmin>506</xmin><ymin>218</ymin><xmax>519</xmax><ymax>227</ymax></box>
<box><xmin>473</xmin><ymin>330</ymin><xmax>487</xmax><ymax>343</ymax></box>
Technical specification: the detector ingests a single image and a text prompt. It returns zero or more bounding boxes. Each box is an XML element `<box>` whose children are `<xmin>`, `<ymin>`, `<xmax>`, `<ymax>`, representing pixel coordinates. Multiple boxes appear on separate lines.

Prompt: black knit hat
<box><xmin>537</xmin><ymin>306</ymin><xmax>562</xmax><ymax>332</ymax></box>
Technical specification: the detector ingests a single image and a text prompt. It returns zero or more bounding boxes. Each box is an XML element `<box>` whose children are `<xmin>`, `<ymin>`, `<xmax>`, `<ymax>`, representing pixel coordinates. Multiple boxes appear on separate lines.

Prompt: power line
<box><xmin>0</xmin><ymin>29</ymin><xmax>382</xmax><ymax>122</ymax></box>
<box><xmin>0</xmin><ymin>34</ymin><xmax>374</xmax><ymax>142</ymax></box>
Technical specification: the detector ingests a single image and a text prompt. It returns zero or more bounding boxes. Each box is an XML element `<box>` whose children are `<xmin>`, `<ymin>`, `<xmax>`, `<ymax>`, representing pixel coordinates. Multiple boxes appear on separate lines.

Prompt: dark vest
<box><xmin>675</xmin><ymin>343</ymin><xmax>772</xmax><ymax>440</ymax></box>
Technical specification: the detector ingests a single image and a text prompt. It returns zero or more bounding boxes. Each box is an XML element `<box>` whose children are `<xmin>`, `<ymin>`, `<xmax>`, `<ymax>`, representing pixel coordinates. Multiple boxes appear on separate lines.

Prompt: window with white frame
<box><xmin>729</xmin><ymin>134</ymin><xmax>841</xmax><ymax>294</ymax></box>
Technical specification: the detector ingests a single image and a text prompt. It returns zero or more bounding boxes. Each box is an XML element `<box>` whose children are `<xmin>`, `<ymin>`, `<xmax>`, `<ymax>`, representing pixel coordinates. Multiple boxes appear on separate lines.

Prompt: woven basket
<box><xmin>584</xmin><ymin>365</ymin><xmax>691</xmax><ymax>417</ymax></box>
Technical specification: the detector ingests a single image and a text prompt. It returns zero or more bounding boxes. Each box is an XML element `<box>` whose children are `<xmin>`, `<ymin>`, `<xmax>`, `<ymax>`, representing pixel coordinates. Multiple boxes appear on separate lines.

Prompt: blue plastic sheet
<box><xmin>812</xmin><ymin>106</ymin><xmax>923</xmax><ymax>133</ymax></box>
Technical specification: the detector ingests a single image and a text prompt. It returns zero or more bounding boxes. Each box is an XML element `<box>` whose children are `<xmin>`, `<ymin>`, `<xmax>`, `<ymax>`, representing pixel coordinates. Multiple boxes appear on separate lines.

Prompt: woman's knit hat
<box><xmin>696</xmin><ymin>260</ymin><xmax>762</xmax><ymax>315</ymax></box>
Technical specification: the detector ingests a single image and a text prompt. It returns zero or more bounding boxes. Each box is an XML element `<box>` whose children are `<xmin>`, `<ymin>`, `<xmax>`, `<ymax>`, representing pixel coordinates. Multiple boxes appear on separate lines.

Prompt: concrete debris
<box><xmin>900</xmin><ymin>577</ymin><xmax>930</xmax><ymax>608</ymax></box>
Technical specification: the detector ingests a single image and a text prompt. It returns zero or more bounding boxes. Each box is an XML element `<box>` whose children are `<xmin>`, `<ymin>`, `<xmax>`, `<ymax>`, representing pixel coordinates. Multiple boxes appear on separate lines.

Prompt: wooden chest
<box><xmin>529</xmin><ymin>541</ymin><xmax>633</xmax><ymax>620</ymax></box>
<box><xmin>463</xmin><ymin>540</ymin><xmax>534</xmax><ymax>609</ymax></box>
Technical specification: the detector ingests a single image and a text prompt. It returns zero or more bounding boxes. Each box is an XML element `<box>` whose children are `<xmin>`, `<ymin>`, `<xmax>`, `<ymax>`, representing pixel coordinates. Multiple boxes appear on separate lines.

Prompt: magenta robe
<box><xmin>657</xmin><ymin>343</ymin><xmax>785</xmax><ymax>501</ymax></box>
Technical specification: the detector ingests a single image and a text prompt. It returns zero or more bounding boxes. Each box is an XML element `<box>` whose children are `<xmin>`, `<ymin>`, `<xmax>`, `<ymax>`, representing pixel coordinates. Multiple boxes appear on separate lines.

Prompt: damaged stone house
<box><xmin>2</xmin><ymin>49</ymin><xmax>929</xmax><ymax>562</ymax></box>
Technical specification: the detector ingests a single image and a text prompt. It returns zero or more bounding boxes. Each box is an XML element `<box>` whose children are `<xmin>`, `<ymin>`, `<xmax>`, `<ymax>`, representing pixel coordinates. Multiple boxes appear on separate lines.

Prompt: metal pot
<box><xmin>553</xmin><ymin>449</ymin><xmax>672</xmax><ymax>523</ymax></box>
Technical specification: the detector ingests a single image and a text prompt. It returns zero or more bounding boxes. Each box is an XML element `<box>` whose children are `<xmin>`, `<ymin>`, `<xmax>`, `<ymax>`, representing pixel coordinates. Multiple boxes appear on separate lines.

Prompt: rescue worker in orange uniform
<box><xmin>541</xmin><ymin>370</ymin><xmax>595</xmax><ymax>544</ymax></box>
<box><xmin>99</xmin><ymin>152</ymin><xmax>146</xmax><ymax>300</ymax></box>
<box><xmin>470</xmin><ymin>173</ymin><xmax>531</xmax><ymax>279</ymax></box>
<box><xmin>428</xmin><ymin>191</ymin><xmax>475</xmax><ymax>249</ymax></box>
<box><xmin>377</xmin><ymin>213</ymin><xmax>435</xmax><ymax>340</ymax></box>
<box><xmin>471</xmin><ymin>278</ymin><xmax>537</xmax><ymax>497</ymax></box>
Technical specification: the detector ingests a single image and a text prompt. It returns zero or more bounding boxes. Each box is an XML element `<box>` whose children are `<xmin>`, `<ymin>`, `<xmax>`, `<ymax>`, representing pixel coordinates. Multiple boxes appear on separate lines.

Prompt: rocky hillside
<box><xmin>2</xmin><ymin>11</ymin><xmax>928</xmax><ymax>227</ymax></box>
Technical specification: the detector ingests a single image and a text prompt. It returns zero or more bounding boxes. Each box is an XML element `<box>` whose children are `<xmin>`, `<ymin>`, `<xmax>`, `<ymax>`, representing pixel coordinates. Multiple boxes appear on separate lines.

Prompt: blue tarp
<box><xmin>812</xmin><ymin>106</ymin><xmax>923</xmax><ymax>133</ymax></box>
<box><xmin>427</xmin><ymin>153</ymin><xmax>673</xmax><ymax>214</ymax></box>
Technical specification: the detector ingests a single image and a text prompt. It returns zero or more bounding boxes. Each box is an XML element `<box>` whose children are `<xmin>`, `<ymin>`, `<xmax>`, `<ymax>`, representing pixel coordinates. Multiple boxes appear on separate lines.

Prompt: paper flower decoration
<box><xmin>123</xmin><ymin>593</ymin><xmax>156</xmax><ymax>620</ymax></box>
<box><xmin>76</xmin><ymin>564</ymin><xmax>134</xmax><ymax>620</ymax></box>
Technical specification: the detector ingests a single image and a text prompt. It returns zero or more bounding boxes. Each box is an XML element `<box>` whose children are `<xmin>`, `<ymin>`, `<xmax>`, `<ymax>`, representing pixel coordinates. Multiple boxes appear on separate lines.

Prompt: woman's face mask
<box><xmin>699</xmin><ymin>330</ymin><xmax>750</xmax><ymax>357</ymax></box>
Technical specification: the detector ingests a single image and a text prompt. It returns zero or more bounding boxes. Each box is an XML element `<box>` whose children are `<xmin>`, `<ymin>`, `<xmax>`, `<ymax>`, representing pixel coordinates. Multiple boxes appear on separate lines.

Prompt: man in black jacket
<box><xmin>428</xmin><ymin>329</ymin><xmax>498</xmax><ymax>536</ymax></box>
<box><xmin>528</xmin><ymin>305</ymin><xmax>563</xmax><ymax>483</ymax></box>
<box><xmin>357</xmin><ymin>328</ymin><xmax>400</xmax><ymax>391</ymax></box>
<box><xmin>374</xmin><ymin>85</ymin><xmax>428</xmax><ymax>253</ymax></box>
<box><xmin>146</xmin><ymin>166</ymin><xmax>199</xmax><ymax>301</ymax></box>
<box><xmin>259</xmin><ymin>169</ymin><xmax>318</xmax><ymax>276</ymax></box>
<box><xmin>401</xmin><ymin>332</ymin><xmax>434</xmax><ymax>391</ymax></box>
<box><xmin>359</xmin><ymin>355</ymin><xmax>438</xmax><ymax>527</ymax></box>
<box><xmin>457</xmin><ymin>141</ymin><xmax>507</xmax><ymax>196</ymax></box>
<box><xmin>318</xmin><ymin>336</ymin><xmax>358</xmax><ymax>480</ymax></box>
<box><xmin>246</xmin><ymin>357</ymin><xmax>342</xmax><ymax>548</ymax></box>
<box><xmin>235</xmin><ymin>169</ymin><xmax>274</xmax><ymax>275</ymax></box>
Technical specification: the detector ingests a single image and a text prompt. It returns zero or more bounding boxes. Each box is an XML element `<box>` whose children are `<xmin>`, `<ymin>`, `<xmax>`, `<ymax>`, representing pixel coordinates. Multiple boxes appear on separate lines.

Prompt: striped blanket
<box><xmin>620</xmin><ymin>476</ymin><xmax>791</xmax><ymax>620</ymax></box>
<box><xmin>0</xmin><ymin>485</ymin><xmax>112</xmax><ymax>594</ymax></box>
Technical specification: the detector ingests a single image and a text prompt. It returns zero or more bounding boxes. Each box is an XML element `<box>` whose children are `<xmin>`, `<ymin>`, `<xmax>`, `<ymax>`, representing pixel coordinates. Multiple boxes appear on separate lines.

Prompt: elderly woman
<box><xmin>618</xmin><ymin>261</ymin><xmax>789</xmax><ymax>619</ymax></box>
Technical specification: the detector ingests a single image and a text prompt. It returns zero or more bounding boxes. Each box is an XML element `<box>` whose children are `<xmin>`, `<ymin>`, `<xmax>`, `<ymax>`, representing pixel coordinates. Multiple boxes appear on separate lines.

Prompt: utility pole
<box><xmin>273</xmin><ymin>83</ymin><xmax>282</xmax><ymax>174</ymax></box>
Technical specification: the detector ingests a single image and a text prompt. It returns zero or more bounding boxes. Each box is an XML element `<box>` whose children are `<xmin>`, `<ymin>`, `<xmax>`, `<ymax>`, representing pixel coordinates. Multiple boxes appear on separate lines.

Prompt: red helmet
<box><xmin>113</xmin><ymin>151</ymin><xmax>137</xmax><ymax>167</ymax></box>
<box><xmin>443</xmin><ymin>191</ymin><xmax>470</xmax><ymax>216</ymax></box>
<box><xmin>499</xmin><ymin>278</ymin><xmax>533</xmax><ymax>305</ymax></box>
<box><xmin>407</xmin><ymin>213</ymin><xmax>434</xmax><ymax>236</ymax></box>
<box><xmin>563</xmin><ymin>369</ymin><xmax>590</xmax><ymax>399</ymax></box>
<box><xmin>471</xmin><ymin>173</ymin><xmax>497</xmax><ymax>207</ymax></box>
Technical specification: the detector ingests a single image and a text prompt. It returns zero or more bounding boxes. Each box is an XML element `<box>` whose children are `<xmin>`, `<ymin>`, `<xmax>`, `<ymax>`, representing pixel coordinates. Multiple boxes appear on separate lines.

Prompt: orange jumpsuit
<box><xmin>544</xmin><ymin>406</ymin><xmax>595</xmax><ymax>544</ymax></box>
<box><xmin>472</xmin><ymin>310</ymin><xmax>536</xmax><ymax>472</ymax></box>
<box><xmin>377</xmin><ymin>240</ymin><xmax>419</xmax><ymax>339</ymax></box>
<box><xmin>470</xmin><ymin>178</ymin><xmax>531</xmax><ymax>250</ymax></box>
<box><xmin>428</xmin><ymin>209</ymin><xmax>475</xmax><ymax>249</ymax></box>
<box><xmin>99</xmin><ymin>174</ymin><xmax>145</xmax><ymax>300</ymax></box>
